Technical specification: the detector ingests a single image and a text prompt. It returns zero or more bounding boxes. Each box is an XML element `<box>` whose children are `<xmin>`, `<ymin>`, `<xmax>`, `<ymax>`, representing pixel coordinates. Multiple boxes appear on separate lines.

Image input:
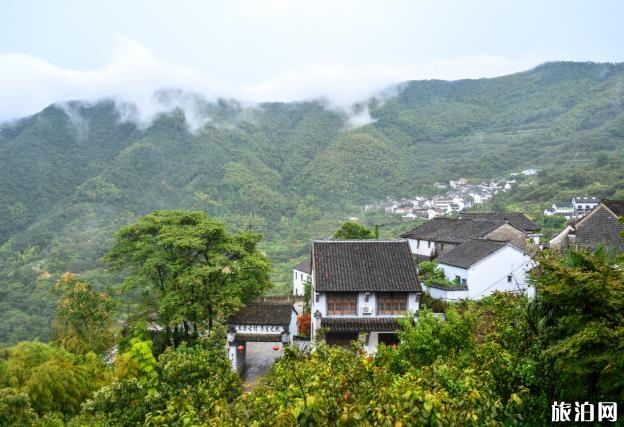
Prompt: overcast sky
<box><xmin>1</xmin><ymin>0</ymin><xmax>623</xmax><ymax>122</ymax></box>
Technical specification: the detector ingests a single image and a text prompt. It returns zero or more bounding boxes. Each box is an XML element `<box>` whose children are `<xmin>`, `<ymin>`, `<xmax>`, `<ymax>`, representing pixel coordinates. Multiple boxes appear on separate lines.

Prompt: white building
<box><xmin>400</xmin><ymin>215</ymin><xmax>538</xmax><ymax>260</ymax></box>
<box><xmin>571</xmin><ymin>196</ymin><xmax>599</xmax><ymax>217</ymax></box>
<box><xmin>310</xmin><ymin>240</ymin><xmax>421</xmax><ymax>352</ymax></box>
<box><xmin>293</xmin><ymin>259</ymin><xmax>311</xmax><ymax>296</ymax></box>
<box><xmin>544</xmin><ymin>202</ymin><xmax>574</xmax><ymax>218</ymax></box>
<box><xmin>426</xmin><ymin>239</ymin><xmax>534</xmax><ymax>301</ymax></box>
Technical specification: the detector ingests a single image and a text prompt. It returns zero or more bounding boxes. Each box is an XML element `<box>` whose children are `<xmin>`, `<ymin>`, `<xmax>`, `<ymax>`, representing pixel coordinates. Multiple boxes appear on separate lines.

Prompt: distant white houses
<box><xmin>544</xmin><ymin>202</ymin><xmax>574</xmax><ymax>219</ymax></box>
<box><xmin>426</xmin><ymin>239</ymin><xmax>534</xmax><ymax>301</ymax></box>
<box><xmin>572</xmin><ymin>196</ymin><xmax>599</xmax><ymax>217</ymax></box>
<box><xmin>521</xmin><ymin>168</ymin><xmax>538</xmax><ymax>176</ymax></box>
<box><xmin>544</xmin><ymin>197</ymin><xmax>599</xmax><ymax>220</ymax></box>
<box><xmin>293</xmin><ymin>259</ymin><xmax>311</xmax><ymax>296</ymax></box>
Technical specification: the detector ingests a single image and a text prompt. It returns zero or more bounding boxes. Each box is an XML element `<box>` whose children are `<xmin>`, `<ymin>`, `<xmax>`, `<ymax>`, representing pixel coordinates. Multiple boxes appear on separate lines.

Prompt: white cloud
<box><xmin>0</xmin><ymin>36</ymin><xmax>543</xmax><ymax>128</ymax></box>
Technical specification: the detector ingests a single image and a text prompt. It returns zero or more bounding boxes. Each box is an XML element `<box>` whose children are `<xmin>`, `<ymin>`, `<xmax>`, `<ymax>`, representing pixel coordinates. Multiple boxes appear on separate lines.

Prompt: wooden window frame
<box><xmin>376</xmin><ymin>293</ymin><xmax>408</xmax><ymax>315</ymax></box>
<box><xmin>326</xmin><ymin>293</ymin><xmax>357</xmax><ymax>316</ymax></box>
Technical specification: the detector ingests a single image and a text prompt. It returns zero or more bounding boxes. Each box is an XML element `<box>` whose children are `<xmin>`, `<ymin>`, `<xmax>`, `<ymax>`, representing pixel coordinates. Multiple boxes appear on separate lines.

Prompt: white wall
<box><xmin>407</xmin><ymin>238</ymin><xmax>435</xmax><ymax>258</ymax></box>
<box><xmin>289</xmin><ymin>308</ymin><xmax>298</xmax><ymax>340</ymax></box>
<box><xmin>423</xmin><ymin>284</ymin><xmax>469</xmax><ymax>301</ymax></box>
<box><xmin>467</xmin><ymin>245</ymin><xmax>532</xmax><ymax>299</ymax></box>
<box><xmin>437</xmin><ymin>245</ymin><xmax>534</xmax><ymax>300</ymax></box>
<box><xmin>293</xmin><ymin>268</ymin><xmax>310</xmax><ymax>296</ymax></box>
<box><xmin>439</xmin><ymin>264</ymin><xmax>468</xmax><ymax>285</ymax></box>
<box><xmin>227</xmin><ymin>342</ymin><xmax>245</xmax><ymax>373</ymax></box>
<box><xmin>310</xmin><ymin>291</ymin><xmax>420</xmax><ymax>340</ymax></box>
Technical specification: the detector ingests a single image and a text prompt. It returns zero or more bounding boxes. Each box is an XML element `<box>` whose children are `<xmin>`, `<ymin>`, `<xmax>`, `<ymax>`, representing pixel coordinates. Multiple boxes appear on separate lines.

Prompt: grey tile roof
<box><xmin>436</xmin><ymin>239</ymin><xmax>512</xmax><ymax>269</ymax></box>
<box><xmin>573</xmin><ymin>205</ymin><xmax>624</xmax><ymax>251</ymax></box>
<box><xmin>573</xmin><ymin>196</ymin><xmax>599</xmax><ymax>203</ymax></box>
<box><xmin>312</xmin><ymin>240</ymin><xmax>421</xmax><ymax>292</ymax></box>
<box><xmin>603</xmin><ymin>200</ymin><xmax>624</xmax><ymax>217</ymax></box>
<box><xmin>228</xmin><ymin>303</ymin><xmax>294</xmax><ymax>326</ymax></box>
<box><xmin>293</xmin><ymin>258</ymin><xmax>311</xmax><ymax>274</ymax></box>
<box><xmin>400</xmin><ymin>218</ymin><xmax>503</xmax><ymax>243</ymax></box>
<box><xmin>321</xmin><ymin>317</ymin><xmax>404</xmax><ymax>332</ymax></box>
<box><xmin>460</xmin><ymin>212</ymin><xmax>540</xmax><ymax>232</ymax></box>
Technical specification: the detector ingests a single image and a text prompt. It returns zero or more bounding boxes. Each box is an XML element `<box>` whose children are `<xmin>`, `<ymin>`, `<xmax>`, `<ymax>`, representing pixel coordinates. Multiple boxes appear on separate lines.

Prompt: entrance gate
<box><xmin>227</xmin><ymin>302</ymin><xmax>297</xmax><ymax>373</ymax></box>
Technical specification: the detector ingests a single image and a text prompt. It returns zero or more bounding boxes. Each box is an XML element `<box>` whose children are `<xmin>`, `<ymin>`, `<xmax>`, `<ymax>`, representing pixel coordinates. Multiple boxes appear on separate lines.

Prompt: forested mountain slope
<box><xmin>1</xmin><ymin>61</ymin><xmax>624</xmax><ymax>345</ymax></box>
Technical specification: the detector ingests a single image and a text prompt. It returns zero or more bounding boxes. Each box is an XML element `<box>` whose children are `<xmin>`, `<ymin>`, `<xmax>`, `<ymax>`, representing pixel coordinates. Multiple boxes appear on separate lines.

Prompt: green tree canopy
<box><xmin>52</xmin><ymin>273</ymin><xmax>118</xmax><ymax>355</ymax></box>
<box><xmin>332</xmin><ymin>221</ymin><xmax>375</xmax><ymax>240</ymax></box>
<box><xmin>530</xmin><ymin>248</ymin><xmax>624</xmax><ymax>402</ymax></box>
<box><xmin>105</xmin><ymin>210</ymin><xmax>271</xmax><ymax>344</ymax></box>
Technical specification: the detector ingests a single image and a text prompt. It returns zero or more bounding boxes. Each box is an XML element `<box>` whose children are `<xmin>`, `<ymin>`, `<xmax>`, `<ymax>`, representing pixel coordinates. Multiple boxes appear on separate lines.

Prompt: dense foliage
<box><xmin>2</xmin><ymin>61</ymin><xmax>624</xmax><ymax>345</ymax></box>
<box><xmin>332</xmin><ymin>221</ymin><xmax>376</xmax><ymax>240</ymax></box>
<box><xmin>105</xmin><ymin>211</ymin><xmax>271</xmax><ymax>346</ymax></box>
<box><xmin>0</xmin><ymin>241</ymin><xmax>622</xmax><ymax>425</ymax></box>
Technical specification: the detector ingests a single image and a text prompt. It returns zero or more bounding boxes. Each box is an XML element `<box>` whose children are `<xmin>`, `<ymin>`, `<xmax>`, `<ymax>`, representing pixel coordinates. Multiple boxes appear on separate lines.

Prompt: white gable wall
<box><xmin>407</xmin><ymin>238</ymin><xmax>436</xmax><ymax>258</ymax></box>
<box><xmin>293</xmin><ymin>268</ymin><xmax>310</xmax><ymax>296</ymax></box>
<box><xmin>439</xmin><ymin>245</ymin><xmax>534</xmax><ymax>300</ymax></box>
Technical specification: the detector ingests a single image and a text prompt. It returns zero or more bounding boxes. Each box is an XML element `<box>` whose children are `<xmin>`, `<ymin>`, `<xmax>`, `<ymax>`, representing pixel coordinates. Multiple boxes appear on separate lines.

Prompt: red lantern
<box><xmin>237</xmin><ymin>345</ymin><xmax>244</xmax><ymax>352</ymax></box>
<box><xmin>272</xmin><ymin>345</ymin><xmax>280</xmax><ymax>351</ymax></box>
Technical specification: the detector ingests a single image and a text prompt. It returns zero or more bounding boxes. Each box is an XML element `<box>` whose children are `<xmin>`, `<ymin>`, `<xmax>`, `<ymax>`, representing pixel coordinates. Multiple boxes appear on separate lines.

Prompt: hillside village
<box><xmin>364</xmin><ymin>169</ymin><xmax>538</xmax><ymax>221</ymax></box>
<box><xmin>266</xmin><ymin>198</ymin><xmax>624</xmax><ymax>360</ymax></box>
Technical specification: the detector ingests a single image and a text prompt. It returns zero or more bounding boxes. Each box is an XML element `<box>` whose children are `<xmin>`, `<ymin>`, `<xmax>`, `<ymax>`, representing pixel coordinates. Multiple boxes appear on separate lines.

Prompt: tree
<box><xmin>0</xmin><ymin>342</ymin><xmax>107</xmax><ymax>416</ymax></box>
<box><xmin>52</xmin><ymin>273</ymin><xmax>118</xmax><ymax>355</ymax></box>
<box><xmin>105</xmin><ymin>211</ymin><xmax>271</xmax><ymax>345</ymax></box>
<box><xmin>417</xmin><ymin>260</ymin><xmax>452</xmax><ymax>287</ymax></box>
<box><xmin>333</xmin><ymin>221</ymin><xmax>375</xmax><ymax>240</ymax></box>
<box><xmin>530</xmin><ymin>248</ymin><xmax>624</xmax><ymax>402</ymax></box>
<box><xmin>0</xmin><ymin>388</ymin><xmax>37</xmax><ymax>426</ymax></box>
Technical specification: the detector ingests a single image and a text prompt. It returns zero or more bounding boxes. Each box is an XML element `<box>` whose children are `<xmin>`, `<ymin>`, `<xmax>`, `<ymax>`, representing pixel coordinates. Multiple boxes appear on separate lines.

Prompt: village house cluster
<box><xmin>226</xmin><ymin>198</ymin><xmax>623</xmax><ymax>370</ymax></box>
<box><xmin>287</xmin><ymin>199</ymin><xmax>623</xmax><ymax>354</ymax></box>
<box><xmin>364</xmin><ymin>173</ymin><xmax>530</xmax><ymax>221</ymax></box>
<box><xmin>544</xmin><ymin>196</ymin><xmax>600</xmax><ymax>220</ymax></box>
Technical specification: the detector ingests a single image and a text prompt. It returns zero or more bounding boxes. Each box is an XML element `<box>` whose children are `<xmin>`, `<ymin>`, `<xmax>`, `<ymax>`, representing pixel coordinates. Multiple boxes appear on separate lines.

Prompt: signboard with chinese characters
<box><xmin>232</xmin><ymin>324</ymin><xmax>286</xmax><ymax>334</ymax></box>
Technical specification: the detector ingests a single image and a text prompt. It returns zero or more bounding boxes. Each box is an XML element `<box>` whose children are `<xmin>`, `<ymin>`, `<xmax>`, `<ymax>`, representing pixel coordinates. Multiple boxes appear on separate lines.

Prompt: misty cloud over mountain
<box><xmin>0</xmin><ymin>35</ymin><xmax>543</xmax><ymax>129</ymax></box>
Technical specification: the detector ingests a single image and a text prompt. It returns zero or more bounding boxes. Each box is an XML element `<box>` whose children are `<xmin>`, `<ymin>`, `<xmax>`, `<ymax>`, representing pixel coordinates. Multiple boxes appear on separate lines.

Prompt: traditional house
<box><xmin>549</xmin><ymin>200</ymin><xmax>624</xmax><ymax>252</ymax></box>
<box><xmin>571</xmin><ymin>196</ymin><xmax>599</xmax><ymax>217</ymax></box>
<box><xmin>428</xmin><ymin>239</ymin><xmax>534</xmax><ymax>301</ymax></box>
<box><xmin>459</xmin><ymin>212</ymin><xmax>542</xmax><ymax>244</ymax></box>
<box><xmin>400</xmin><ymin>216</ymin><xmax>531</xmax><ymax>260</ymax></box>
<box><xmin>293</xmin><ymin>259</ymin><xmax>311</xmax><ymax>296</ymax></box>
<box><xmin>310</xmin><ymin>240</ymin><xmax>421</xmax><ymax>352</ymax></box>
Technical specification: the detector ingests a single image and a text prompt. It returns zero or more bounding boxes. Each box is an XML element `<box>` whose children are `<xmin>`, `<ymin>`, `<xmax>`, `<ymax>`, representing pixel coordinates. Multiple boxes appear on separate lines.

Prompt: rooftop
<box><xmin>321</xmin><ymin>317</ymin><xmax>404</xmax><ymax>332</ymax></box>
<box><xmin>603</xmin><ymin>199</ymin><xmax>624</xmax><ymax>217</ymax></box>
<box><xmin>572</xmin><ymin>204</ymin><xmax>624</xmax><ymax>251</ymax></box>
<box><xmin>572</xmin><ymin>196</ymin><xmax>599</xmax><ymax>203</ymax></box>
<box><xmin>293</xmin><ymin>258</ymin><xmax>311</xmax><ymax>274</ymax></box>
<box><xmin>459</xmin><ymin>212</ymin><xmax>540</xmax><ymax>232</ymax></box>
<box><xmin>436</xmin><ymin>239</ymin><xmax>517</xmax><ymax>269</ymax></box>
<box><xmin>312</xmin><ymin>240</ymin><xmax>421</xmax><ymax>292</ymax></box>
<box><xmin>228</xmin><ymin>302</ymin><xmax>294</xmax><ymax>326</ymax></box>
<box><xmin>400</xmin><ymin>218</ymin><xmax>502</xmax><ymax>243</ymax></box>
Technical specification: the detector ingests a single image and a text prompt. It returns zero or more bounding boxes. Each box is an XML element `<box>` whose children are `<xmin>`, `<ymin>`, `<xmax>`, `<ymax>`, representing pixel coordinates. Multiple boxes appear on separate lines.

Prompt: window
<box><xmin>507</xmin><ymin>274</ymin><xmax>512</xmax><ymax>283</ymax></box>
<box><xmin>295</xmin><ymin>272</ymin><xmax>298</xmax><ymax>280</ymax></box>
<box><xmin>326</xmin><ymin>293</ymin><xmax>357</xmax><ymax>315</ymax></box>
<box><xmin>416</xmin><ymin>240</ymin><xmax>420</xmax><ymax>248</ymax></box>
<box><xmin>428</xmin><ymin>241</ymin><xmax>431</xmax><ymax>248</ymax></box>
<box><xmin>376</xmin><ymin>293</ymin><xmax>407</xmax><ymax>315</ymax></box>
<box><xmin>461</xmin><ymin>278</ymin><xmax>467</xmax><ymax>286</ymax></box>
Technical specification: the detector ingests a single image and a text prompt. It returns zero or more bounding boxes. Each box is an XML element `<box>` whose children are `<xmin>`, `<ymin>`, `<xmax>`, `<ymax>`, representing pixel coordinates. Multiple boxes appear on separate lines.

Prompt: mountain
<box><xmin>1</xmin><ymin>61</ymin><xmax>624</xmax><ymax>345</ymax></box>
